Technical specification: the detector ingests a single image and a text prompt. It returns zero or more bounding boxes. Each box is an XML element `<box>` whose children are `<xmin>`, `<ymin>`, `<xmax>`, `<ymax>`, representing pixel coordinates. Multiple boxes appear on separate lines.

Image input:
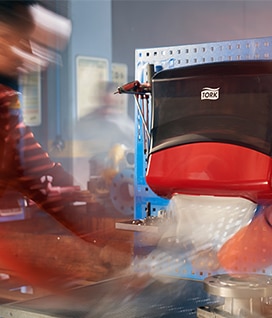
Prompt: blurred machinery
<box><xmin>198</xmin><ymin>274</ymin><xmax>272</xmax><ymax>317</ymax></box>
<box><xmin>87</xmin><ymin>144</ymin><xmax>135</xmax><ymax>217</ymax></box>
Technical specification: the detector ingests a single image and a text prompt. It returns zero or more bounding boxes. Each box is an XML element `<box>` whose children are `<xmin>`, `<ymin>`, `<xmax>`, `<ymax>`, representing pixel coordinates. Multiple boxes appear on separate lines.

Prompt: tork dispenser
<box><xmin>145</xmin><ymin>60</ymin><xmax>272</xmax><ymax>204</ymax></box>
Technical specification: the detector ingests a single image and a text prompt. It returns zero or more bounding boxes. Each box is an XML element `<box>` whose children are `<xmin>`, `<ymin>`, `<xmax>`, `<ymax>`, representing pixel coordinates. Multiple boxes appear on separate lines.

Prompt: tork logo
<box><xmin>201</xmin><ymin>87</ymin><xmax>220</xmax><ymax>100</ymax></box>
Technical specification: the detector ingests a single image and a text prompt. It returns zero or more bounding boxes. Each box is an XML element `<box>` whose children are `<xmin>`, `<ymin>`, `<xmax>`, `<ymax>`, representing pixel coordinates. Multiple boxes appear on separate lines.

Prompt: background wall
<box><xmin>32</xmin><ymin>0</ymin><xmax>272</xmax><ymax>179</ymax></box>
<box><xmin>112</xmin><ymin>0</ymin><xmax>272</xmax><ymax>83</ymax></box>
<box><xmin>69</xmin><ymin>0</ymin><xmax>112</xmax><ymax>122</ymax></box>
<box><xmin>40</xmin><ymin>0</ymin><xmax>112</xmax><ymax>173</ymax></box>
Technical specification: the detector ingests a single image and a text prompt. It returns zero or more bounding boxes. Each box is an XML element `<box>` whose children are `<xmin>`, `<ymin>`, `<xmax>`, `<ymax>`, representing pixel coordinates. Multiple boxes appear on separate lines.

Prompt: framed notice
<box><xmin>76</xmin><ymin>56</ymin><xmax>109</xmax><ymax>119</ymax></box>
<box><xmin>112</xmin><ymin>62</ymin><xmax>128</xmax><ymax>113</ymax></box>
<box><xmin>20</xmin><ymin>68</ymin><xmax>41</xmax><ymax>126</ymax></box>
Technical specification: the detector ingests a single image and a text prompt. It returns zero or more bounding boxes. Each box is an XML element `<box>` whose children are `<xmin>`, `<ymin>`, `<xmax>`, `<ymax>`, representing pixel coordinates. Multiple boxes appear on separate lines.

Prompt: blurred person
<box><xmin>0</xmin><ymin>0</ymin><xmax>84</xmax><ymax>232</ymax></box>
<box><xmin>74</xmin><ymin>81</ymin><xmax>135</xmax><ymax>217</ymax></box>
<box><xmin>0</xmin><ymin>0</ymin><xmax>113</xmax><ymax>288</ymax></box>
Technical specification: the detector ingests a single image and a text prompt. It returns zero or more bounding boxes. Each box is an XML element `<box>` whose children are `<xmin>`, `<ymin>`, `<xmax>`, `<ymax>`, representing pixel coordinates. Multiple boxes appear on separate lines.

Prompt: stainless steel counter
<box><xmin>0</xmin><ymin>276</ymin><xmax>218</xmax><ymax>318</ymax></box>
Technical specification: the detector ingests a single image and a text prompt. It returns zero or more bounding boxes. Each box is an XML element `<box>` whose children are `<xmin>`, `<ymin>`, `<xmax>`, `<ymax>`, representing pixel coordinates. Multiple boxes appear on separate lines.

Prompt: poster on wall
<box><xmin>20</xmin><ymin>68</ymin><xmax>41</xmax><ymax>126</ymax></box>
<box><xmin>112</xmin><ymin>62</ymin><xmax>128</xmax><ymax>114</ymax></box>
<box><xmin>76</xmin><ymin>56</ymin><xmax>109</xmax><ymax>119</ymax></box>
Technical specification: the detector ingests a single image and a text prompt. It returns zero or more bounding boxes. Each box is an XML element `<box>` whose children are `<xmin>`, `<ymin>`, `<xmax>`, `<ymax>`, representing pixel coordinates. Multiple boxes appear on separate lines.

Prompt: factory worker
<box><xmin>0</xmin><ymin>0</ymin><xmax>93</xmax><ymax>238</ymax></box>
<box><xmin>0</xmin><ymin>0</ymin><xmax>117</xmax><ymax>289</ymax></box>
<box><xmin>73</xmin><ymin>81</ymin><xmax>135</xmax><ymax>217</ymax></box>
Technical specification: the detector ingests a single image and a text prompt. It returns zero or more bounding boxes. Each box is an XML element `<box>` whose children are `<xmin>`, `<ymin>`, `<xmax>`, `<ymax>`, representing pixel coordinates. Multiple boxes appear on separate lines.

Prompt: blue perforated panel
<box><xmin>134</xmin><ymin>36</ymin><xmax>272</xmax><ymax>280</ymax></box>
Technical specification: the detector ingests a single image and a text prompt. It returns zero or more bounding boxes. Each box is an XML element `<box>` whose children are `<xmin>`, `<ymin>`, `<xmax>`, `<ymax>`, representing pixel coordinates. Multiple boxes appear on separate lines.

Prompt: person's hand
<box><xmin>218</xmin><ymin>207</ymin><xmax>272</xmax><ymax>272</ymax></box>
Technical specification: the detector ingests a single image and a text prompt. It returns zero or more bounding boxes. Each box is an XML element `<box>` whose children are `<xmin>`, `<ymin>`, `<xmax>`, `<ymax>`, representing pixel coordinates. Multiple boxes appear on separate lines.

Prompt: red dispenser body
<box><xmin>146</xmin><ymin>61</ymin><xmax>272</xmax><ymax>203</ymax></box>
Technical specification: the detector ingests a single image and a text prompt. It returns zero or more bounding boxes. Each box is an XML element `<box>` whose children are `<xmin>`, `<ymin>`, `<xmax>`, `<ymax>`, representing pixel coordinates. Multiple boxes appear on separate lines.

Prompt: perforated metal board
<box><xmin>134</xmin><ymin>36</ymin><xmax>272</xmax><ymax>280</ymax></box>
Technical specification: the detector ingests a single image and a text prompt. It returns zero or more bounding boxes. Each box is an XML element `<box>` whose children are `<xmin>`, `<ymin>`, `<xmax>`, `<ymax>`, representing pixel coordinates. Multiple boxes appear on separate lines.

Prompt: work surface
<box><xmin>0</xmin><ymin>205</ymin><xmax>217</xmax><ymax>317</ymax></box>
<box><xmin>0</xmin><ymin>276</ymin><xmax>217</xmax><ymax>317</ymax></box>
